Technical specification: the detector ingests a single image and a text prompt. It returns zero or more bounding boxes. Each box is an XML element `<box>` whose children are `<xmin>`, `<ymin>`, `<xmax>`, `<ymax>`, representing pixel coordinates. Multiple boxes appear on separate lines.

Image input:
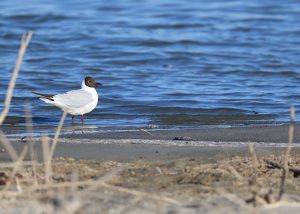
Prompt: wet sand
<box><xmin>3</xmin><ymin>138</ymin><xmax>300</xmax><ymax>163</ymax></box>
<box><xmin>1</xmin><ymin>125</ymin><xmax>300</xmax><ymax>162</ymax></box>
<box><xmin>63</xmin><ymin>124</ymin><xmax>300</xmax><ymax>143</ymax></box>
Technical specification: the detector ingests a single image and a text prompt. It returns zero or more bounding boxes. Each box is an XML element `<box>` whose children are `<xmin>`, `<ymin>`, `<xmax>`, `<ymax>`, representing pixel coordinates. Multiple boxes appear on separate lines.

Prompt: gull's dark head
<box><xmin>84</xmin><ymin>76</ymin><xmax>102</xmax><ymax>88</ymax></box>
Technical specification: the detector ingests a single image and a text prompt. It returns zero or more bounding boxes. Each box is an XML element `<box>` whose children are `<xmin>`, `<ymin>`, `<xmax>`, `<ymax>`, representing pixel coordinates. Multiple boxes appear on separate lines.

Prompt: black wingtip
<box><xmin>32</xmin><ymin>91</ymin><xmax>55</xmax><ymax>101</ymax></box>
<box><xmin>32</xmin><ymin>91</ymin><xmax>41</xmax><ymax>96</ymax></box>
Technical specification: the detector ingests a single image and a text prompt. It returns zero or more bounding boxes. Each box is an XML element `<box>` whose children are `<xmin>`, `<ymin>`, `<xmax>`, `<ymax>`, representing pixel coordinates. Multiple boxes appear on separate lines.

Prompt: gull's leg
<box><xmin>81</xmin><ymin>115</ymin><xmax>84</xmax><ymax>126</ymax></box>
<box><xmin>72</xmin><ymin>115</ymin><xmax>74</xmax><ymax>125</ymax></box>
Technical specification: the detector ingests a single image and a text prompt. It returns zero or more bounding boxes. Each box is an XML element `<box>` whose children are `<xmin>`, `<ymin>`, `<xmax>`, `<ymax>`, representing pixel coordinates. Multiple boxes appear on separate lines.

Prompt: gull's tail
<box><xmin>32</xmin><ymin>91</ymin><xmax>55</xmax><ymax>103</ymax></box>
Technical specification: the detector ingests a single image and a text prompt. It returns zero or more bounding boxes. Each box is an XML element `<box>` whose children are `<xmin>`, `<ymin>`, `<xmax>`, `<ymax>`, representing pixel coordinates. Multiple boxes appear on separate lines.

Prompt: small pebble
<box><xmin>20</xmin><ymin>136</ymin><xmax>28</xmax><ymax>143</ymax></box>
<box><xmin>0</xmin><ymin>172</ymin><xmax>8</xmax><ymax>186</ymax></box>
<box><xmin>173</xmin><ymin>136</ymin><xmax>193</xmax><ymax>141</ymax></box>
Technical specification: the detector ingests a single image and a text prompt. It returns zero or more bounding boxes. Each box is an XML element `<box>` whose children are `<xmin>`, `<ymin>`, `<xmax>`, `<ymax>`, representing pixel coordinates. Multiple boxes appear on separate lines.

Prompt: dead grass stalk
<box><xmin>46</xmin><ymin>111</ymin><xmax>67</xmax><ymax>183</ymax></box>
<box><xmin>0</xmin><ymin>31</ymin><xmax>33</xmax><ymax>124</ymax></box>
<box><xmin>277</xmin><ymin>106</ymin><xmax>295</xmax><ymax>201</ymax></box>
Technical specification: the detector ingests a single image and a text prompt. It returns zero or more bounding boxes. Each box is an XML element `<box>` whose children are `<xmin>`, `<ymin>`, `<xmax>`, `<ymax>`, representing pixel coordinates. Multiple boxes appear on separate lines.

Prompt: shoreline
<box><xmin>1</xmin><ymin>124</ymin><xmax>299</xmax><ymax>162</ymax></box>
<box><xmin>3</xmin><ymin>123</ymin><xmax>299</xmax><ymax>142</ymax></box>
<box><xmin>62</xmin><ymin>124</ymin><xmax>300</xmax><ymax>143</ymax></box>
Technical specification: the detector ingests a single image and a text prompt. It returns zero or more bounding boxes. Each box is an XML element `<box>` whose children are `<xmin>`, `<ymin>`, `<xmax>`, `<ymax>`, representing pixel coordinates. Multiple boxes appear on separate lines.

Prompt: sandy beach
<box><xmin>2</xmin><ymin>124</ymin><xmax>300</xmax><ymax>162</ymax></box>
<box><xmin>1</xmin><ymin>125</ymin><xmax>300</xmax><ymax>213</ymax></box>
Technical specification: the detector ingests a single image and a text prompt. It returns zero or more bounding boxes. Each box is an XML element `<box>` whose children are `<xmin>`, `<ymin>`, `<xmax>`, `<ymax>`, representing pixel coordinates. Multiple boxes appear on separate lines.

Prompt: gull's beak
<box><xmin>95</xmin><ymin>82</ymin><xmax>102</xmax><ymax>87</ymax></box>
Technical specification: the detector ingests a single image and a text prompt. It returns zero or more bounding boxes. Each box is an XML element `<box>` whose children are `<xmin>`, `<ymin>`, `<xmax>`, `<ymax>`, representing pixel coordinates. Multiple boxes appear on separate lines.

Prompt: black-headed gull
<box><xmin>33</xmin><ymin>76</ymin><xmax>102</xmax><ymax>125</ymax></box>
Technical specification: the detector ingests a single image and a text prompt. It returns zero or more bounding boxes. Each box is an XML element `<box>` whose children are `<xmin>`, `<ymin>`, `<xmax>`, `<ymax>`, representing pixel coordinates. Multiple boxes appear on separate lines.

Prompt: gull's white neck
<box><xmin>81</xmin><ymin>80</ymin><xmax>98</xmax><ymax>97</ymax></box>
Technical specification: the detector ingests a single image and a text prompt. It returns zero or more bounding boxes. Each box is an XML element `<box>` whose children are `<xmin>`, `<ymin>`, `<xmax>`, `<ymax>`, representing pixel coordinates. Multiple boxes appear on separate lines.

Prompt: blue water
<box><xmin>1</xmin><ymin>0</ymin><xmax>300</xmax><ymax>129</ymax></box>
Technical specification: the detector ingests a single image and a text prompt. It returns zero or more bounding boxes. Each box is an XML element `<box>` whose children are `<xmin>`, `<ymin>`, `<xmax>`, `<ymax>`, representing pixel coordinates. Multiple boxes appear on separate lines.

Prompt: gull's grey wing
<box><xmin>54</xmin><ymin>89</ymin><xmax>94</xmax><ymax>108</ymax></box>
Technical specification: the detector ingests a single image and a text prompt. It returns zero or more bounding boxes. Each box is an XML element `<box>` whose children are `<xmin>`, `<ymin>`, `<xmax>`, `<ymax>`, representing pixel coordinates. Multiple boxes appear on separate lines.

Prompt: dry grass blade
<box><xmin>4</xmin><ymin>145</ymin><xmax>28</xmax><ymax>191</ymax></box>
<box><xmin>46</xmin><ymin>111</ymin><xmax>67</xmax><ymax>183</ymax></box>
<box><xmin>25</xmin><ymin>104</ymin><xmax>34</xmax><ymax>155</ymax></box>
<box><xmin>97</xmin><ymin>165</ymin><xmax>126</xmax><ymax>183</ymax></box>
<box><xmin>0</xmin><ymin>161</ymin><xmax>43</xmax><ymax>168</ymax></box>
<box><xmin>225</xmin><ymin>164</ymin><xmax>243</xmax><ymax>181</ymax></box>
<box><xmin>249</xmin><ymin>144</ymin><xmax>258</xmax><ymax>171</ymax></box>
<box><xmin>25</xmin><ymin>180</ymin><xmax>181</xmax><ymax>205</ymax></box>
<box><xmin>24</xmin><ymin>104</ymin><xmax>38</xmax><ymax>186</ymax></box>
<box><xmin>15</xmin><ymin>177</ymin><xmax>22</xmax><ymax>192</ymax></box>
<box><xmin>94</xmin><ymin>182</ymin><xmax>182</xmax><ymax>205</ymax></box>
<box><xmin>140</xmin><ymin>129</ymin><xmax>154</xmax><ymax>136</ymax></box>
<box><xmin>41</xmin><ymin>136</ymin><xmax>50</xmax><ymax>184</ymax></box>
<box><xmin>265</xmin><ymin>160</ymin><xmax>300</xmax><ymax>177</ymax></box>
<box><xmin>277</xmin><ymin>106</ymin><xmax>295</xmax><ymax>201</ymax></box>
<box><xmin>0</xmin><ymin>31</ymin><xmax>33</xmax><ymax>124</ymax></box>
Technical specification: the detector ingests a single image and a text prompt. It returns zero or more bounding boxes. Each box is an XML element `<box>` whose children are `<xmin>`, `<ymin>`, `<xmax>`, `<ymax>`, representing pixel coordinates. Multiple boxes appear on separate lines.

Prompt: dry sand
<box><xmin>1</xmin><ymin>125</ymin><xmax>300</xmax><ymax>213</ymax></box>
